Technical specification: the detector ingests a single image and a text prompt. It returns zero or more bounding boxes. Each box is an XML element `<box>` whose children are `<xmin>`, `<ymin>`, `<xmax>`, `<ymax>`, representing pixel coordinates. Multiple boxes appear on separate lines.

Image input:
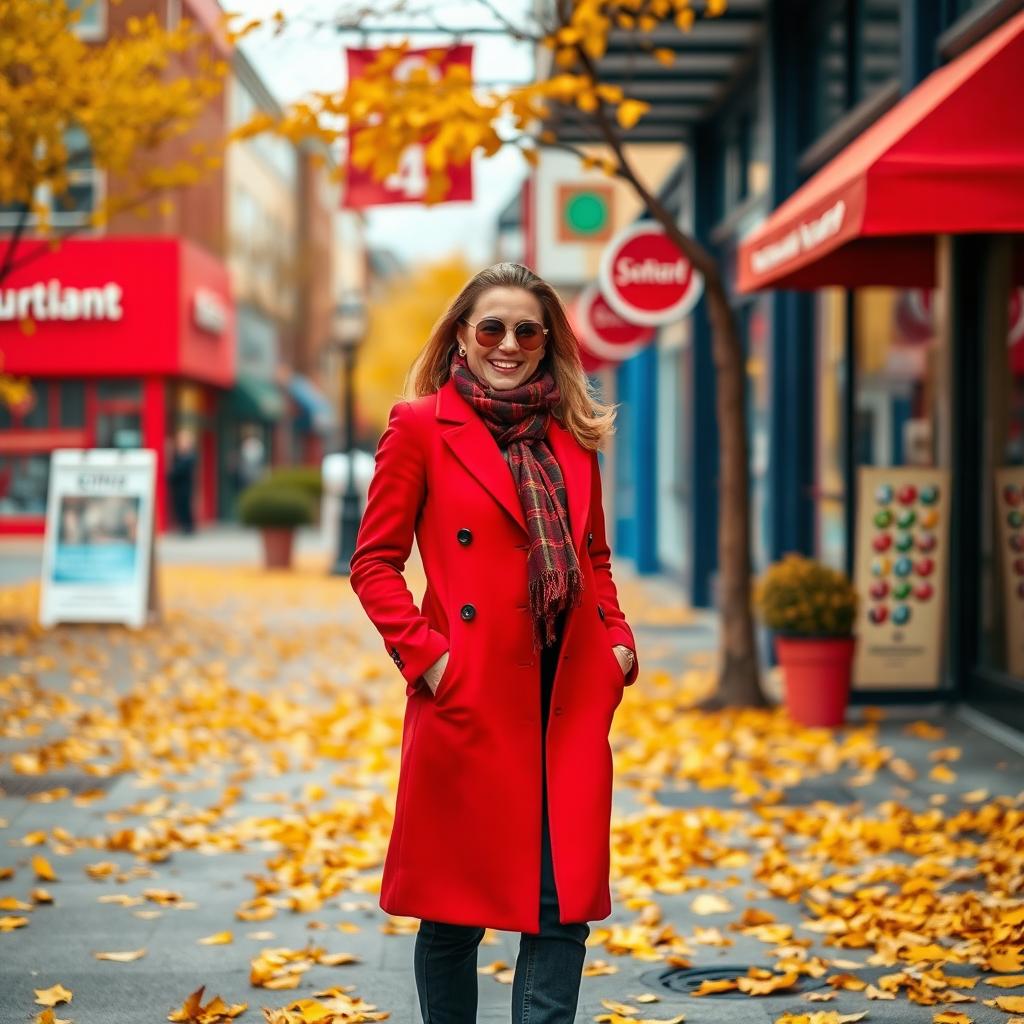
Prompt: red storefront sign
<box><xmin>0</xmin><ymin>237</ymin><xmax>235</xmax><ymax>383</ymax></box>
<box><xmin>598</xmin><ymin>222</ymin><xmax>703</xmax><ymax>326</ymax></box>
<box><xmin>343</xmin><ymin>45</ymin><xmax>475</xmax><ymax>209</ymax></box>
<box><xmin>576</xmin><ymin>282</ymin><xmax>654</xmax><ymax>362</ymax></box>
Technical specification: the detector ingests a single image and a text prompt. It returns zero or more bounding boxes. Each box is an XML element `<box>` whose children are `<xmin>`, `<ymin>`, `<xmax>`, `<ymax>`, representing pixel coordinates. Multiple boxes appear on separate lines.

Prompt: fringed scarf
<box><xmin>450</xmin><ymin>349</ymin><xmax>583</xmax><ymax>649</ymax></box>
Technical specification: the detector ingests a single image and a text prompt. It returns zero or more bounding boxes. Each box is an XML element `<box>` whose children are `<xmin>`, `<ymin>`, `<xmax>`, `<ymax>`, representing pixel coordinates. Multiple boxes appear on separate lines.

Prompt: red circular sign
<box><xmin>565</xmin><ymin>295</ymin><xmax>609</xmax><ymax>371</ymax></box>
<box><xmin>598</xmin><ymin>223</ymin><xmax>703</xmax><ymax>326</ymax></box>
<box><xmin>580</xmin><ymin>284</ymin><xmax>655</xmax><ymax>349</ymax></box>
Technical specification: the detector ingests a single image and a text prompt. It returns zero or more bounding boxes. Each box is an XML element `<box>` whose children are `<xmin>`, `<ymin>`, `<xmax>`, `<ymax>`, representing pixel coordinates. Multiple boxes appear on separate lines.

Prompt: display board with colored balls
<box><xmin>993</xmin><ymin>469</ymin><xmax>1024</xmax><ymax>677</ymax></box>
<box><xmin>853</xmin><ymin>467</ymin><xmax>950</xmax><ymax>689</ymax></box>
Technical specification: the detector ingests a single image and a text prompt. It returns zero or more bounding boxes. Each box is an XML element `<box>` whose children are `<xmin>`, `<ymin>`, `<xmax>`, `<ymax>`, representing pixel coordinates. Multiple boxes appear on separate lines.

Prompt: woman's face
<box><xmin>457</xmin><ymin>286</ymin><xmax>548</xmax><ymax>392</ymax></box>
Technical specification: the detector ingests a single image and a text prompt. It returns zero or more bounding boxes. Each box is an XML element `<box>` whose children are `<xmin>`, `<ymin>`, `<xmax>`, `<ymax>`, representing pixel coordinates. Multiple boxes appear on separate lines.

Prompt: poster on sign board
<box><xmin>39</xmin><ymin>449</ymin><xmax>160</xmax><ymax>629</ymax></box>
<box><xmin>852</xmin><ymin>466</ymin><xmax>949</xmax><ymax>690</ymax></box>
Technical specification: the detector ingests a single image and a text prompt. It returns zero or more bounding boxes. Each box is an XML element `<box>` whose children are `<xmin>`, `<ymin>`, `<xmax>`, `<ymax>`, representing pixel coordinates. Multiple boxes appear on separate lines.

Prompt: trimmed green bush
<box><xmin>238</xmin><ymin>483</ymin><xmax>314</xmax><ymax>529</ymax></box>
<box><xmin>264</xmin><ymin>465</ymin><xmax>323</xmax><ymax>502</ymax></box>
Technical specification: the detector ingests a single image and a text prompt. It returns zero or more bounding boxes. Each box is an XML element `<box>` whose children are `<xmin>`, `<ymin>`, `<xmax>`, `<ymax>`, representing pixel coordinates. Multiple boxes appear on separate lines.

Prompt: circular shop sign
<box><xmin>598</xmin><ymin>222</ymin><xmax>703</xmax><ymax>326</ymax></box>
<box><xmin>576</xmin><ymin>283</ymin><xmax>654</xmax><ymax>362</ymax></box>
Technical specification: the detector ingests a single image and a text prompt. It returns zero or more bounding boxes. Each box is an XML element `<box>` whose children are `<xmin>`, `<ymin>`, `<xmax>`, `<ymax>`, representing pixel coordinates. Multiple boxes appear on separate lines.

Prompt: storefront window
<box><xmin>59</xmin><ymin>382</ymin><xmax>86</xmax><ymax>428</ymax></box>
<box><xmin>861</xmin><ymin>0</ymin><xmax>902</xmax><ymax>100</ymax></box>
<box><xmin>809</xmin><ymin>0</ymin><xmax>849</xmax><ymax>138</ymax></box>
<box><xmin>97</xmin><ymin>379</ymin><xmax>142</xmax><ymax>402</ymax></box>
<box><xmin>814</xmin><ymin>285</ymin><xmax>948</xmax><ymax>571</ymax></box>
<box><xmin>67</xmin><ymin>0</ymin><xmax>106</xmax><ymax>39</ymax></box>
<box><xmin>0</xmin><ymin>455</ymin><xmax>50</xmax><ymax>517</ymax></box>
<box><xmin>976</xmin><ymin>283</ymin><xmax>1024</xmax><ymax>679</ymax></box>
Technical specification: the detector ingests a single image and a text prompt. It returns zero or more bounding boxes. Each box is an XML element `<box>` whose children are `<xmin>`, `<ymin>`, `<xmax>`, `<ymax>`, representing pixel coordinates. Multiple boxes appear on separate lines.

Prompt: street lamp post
<box><xmin>331</xmin><ymin>293</ymin><xmax>368</xmax><ymax>576</ymax></box>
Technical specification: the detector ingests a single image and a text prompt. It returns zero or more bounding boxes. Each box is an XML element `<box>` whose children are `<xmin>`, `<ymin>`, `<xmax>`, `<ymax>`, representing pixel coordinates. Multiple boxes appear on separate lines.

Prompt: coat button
<box><xmin>457</xmin><ymin>527</ymin><xmax>472</xmax><ymax>545</ymax></box>
<box><xmin>587</xmin><ymin>531</ymin><xmax>593</xmax><ymax>547</ymax></box>
<box><xmin>460</xmin><ymin>603</ymin><xmax>476</xmax><ymax>621</ymax></box>
<box><xmin>598</xmin><ymin>604</ymin><xmax>606</xmax><ymax>621</ymax></box>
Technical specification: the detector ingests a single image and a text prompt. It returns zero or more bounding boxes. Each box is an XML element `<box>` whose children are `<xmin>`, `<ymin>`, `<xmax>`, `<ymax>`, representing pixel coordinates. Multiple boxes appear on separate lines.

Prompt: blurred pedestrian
<box><xmin>167</xmin><ymin>428</ymin><xmax>197</xmax><ymax>535</ymax></box>
<box><xmin>349</xmin><ymin>262</ymin><xmax>639</xmax><ymax>1024</ymax></box>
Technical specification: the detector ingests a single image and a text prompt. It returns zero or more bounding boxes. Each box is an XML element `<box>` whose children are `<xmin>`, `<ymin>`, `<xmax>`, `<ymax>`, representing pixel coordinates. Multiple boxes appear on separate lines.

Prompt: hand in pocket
<box><xmin>424</xmin><ymin>650</ymin><xmax>450</xmax><ymax>695</ymax></box>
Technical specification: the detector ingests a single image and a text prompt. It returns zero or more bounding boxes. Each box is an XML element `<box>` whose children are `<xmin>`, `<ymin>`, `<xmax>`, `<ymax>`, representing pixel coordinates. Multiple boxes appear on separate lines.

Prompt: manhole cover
<box><xmin>0</xmin><ymin>773</ymin><xmax>121</xmax><ymax>798</ymax></box>
<box><xmin>639</xmin><ymin>964</ymin><xmax>830</xmax><ymax>998</ymax></box>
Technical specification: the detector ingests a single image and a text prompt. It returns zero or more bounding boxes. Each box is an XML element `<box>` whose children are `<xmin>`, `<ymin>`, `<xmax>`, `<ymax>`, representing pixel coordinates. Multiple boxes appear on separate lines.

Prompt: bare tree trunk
<box><xmin>565</xmin><ymin>74</ymin><xmax>769</xmax><ymax>708</ymax></box>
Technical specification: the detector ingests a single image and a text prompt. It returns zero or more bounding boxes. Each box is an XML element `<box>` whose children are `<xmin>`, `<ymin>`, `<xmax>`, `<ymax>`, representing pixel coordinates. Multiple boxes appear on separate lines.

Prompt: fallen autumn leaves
<box><xmin>0</xmin><ymin>566</ymin><xmax>1022</xmax><ymax>1024</ymax></box>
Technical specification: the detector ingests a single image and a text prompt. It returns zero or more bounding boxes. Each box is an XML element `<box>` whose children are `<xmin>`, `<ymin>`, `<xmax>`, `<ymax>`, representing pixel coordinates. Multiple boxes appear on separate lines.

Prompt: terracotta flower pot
<box><xmin>260</xmin><ymin>527</ymin><xmax>295</xmax><ymax>570</ymax></box>
<box><xmin>774</xmin><ymin>634</ymin><xmax>857</xmax><ymax>728</ymax></box>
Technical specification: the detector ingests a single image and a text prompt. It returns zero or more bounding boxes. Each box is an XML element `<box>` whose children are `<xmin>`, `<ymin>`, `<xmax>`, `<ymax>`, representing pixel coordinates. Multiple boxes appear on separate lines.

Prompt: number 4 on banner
<box><xmin>384</xmin><ymin>145</ymin><xmax>428</xmax><ymax>201</ymax></box>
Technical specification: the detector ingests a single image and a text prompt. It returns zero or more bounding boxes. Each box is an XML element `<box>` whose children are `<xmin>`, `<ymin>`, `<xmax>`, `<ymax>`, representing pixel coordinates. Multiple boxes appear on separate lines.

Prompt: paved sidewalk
<box><xmin>0</xmin><ymin>556</ymin><xmax>1022</xmax><ymax>1024</ymax></box>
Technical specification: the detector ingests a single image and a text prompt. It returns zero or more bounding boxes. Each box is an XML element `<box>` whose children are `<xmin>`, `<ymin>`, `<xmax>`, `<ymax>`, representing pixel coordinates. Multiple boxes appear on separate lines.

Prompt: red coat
<box><xmin>349</xmin><ymin>376</ymin><xmax>638</xmax><ymax>933</ymax></box>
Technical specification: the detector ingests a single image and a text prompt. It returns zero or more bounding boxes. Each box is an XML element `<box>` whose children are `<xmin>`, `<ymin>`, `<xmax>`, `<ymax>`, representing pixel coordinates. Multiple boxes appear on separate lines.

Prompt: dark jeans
<box><xmin>413</xmin><ymin>612</ymin><xmax>590</xmax><ymax>1023</ymax></box>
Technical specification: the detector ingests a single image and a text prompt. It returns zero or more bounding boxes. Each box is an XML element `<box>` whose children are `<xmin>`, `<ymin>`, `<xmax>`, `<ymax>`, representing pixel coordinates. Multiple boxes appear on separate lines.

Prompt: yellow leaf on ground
<box><xmin>995</xmin><ymin>997</ymin><xmax>1024</xmax><ymax>1013</ymax></box>
<box><xmin>31</xmin><ymin>855</ymin><xmax>57</xmax><ymax>881</ymax></box>
<box><xmin>933</xmin><ymin>1013</ymin><xmax>972</xmax><ymax>1024</ymax></box>
<box><xmin>987</xmin><ymin>976</ymin><xmax>1024</xmax><ymax>988</ymax></box>
<box><xmin>94</xmin><ymin>948</ymin><xmax>146</xmax><ymax>962</ymax></box>
<box><xmin>34</xmin><ymin>984</ymin><xmax>73</xmax><ymax>1007</ymax></box>
<box><xmin>198</xmin><ymin>931</ymin><xmax>234</xmax><ymax>945</ymax></box>
<box><xmin>691</xmin><ymin>893</ymin><xmax>733</xmax><ymax>915</ymax></box>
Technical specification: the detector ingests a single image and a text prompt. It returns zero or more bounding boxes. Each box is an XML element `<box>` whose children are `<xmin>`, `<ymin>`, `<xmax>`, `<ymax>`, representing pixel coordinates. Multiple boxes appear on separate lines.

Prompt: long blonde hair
<box><xmin>406</xmin><ymin>263</ymin><xmax>616</xmax><ymax>451</ymax></box>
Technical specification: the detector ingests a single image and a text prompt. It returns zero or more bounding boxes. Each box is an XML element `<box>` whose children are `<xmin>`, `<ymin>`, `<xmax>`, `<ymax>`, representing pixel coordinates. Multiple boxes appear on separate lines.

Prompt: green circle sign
<box><xmin>565</xmin><ymin>192</ymin><xmax>609</xmax><ymax>235</ymax></box>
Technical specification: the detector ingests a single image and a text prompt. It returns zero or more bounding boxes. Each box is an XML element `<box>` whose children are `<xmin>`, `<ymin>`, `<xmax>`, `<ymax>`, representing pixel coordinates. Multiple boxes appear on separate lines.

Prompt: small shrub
<box><xmin>264</xmin><ymin>465</ymin><xmax>323</xmax><ymax>502</ymax></box>
<box><xmin>238</xmin><ymin>483</ymin><xmax>314</xmax><ymax>529</ymax></box>
<box><xmin>752</xmin><ymin>553</ymin><xmax>858</xmax><ymax>637</ymax></box>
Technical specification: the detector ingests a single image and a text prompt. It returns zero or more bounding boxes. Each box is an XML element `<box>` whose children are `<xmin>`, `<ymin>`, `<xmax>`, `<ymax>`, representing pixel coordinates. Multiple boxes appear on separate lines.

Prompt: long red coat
<box><xmin>349</xmin><ymin>376</ymin><xmax>638</xmax><ymax>933</ymax></box>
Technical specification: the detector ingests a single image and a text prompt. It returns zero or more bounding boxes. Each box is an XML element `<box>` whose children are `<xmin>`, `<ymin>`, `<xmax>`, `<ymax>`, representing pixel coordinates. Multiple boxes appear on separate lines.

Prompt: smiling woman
<box><xmin>349</xmin><ymin>261</ymin><xmax>639</xmax><ymax>1023</ymax></box>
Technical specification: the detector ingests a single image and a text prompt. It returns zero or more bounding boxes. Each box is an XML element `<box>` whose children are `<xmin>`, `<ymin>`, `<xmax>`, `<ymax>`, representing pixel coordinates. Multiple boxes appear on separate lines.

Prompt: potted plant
<box><xmin>238</xmin><ymin>483</ymin><xmax>314</xmax><ymax>570</ymax></box>
<box><xmin>752</xmin><ymin>553</ymin><xmax>859</xmax><ymax>728</ymax></box>
<box><xmin>262</xmin><ymin>466</ymin><xmax>324</xmax><ymax>526</ymax></box>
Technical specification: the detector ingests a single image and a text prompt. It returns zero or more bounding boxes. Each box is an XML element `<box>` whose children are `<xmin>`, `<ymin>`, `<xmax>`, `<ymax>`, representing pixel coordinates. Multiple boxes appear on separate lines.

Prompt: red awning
<box><xmin>737</xmin><ymin>9</ymin><xmax>1024</xmax><ymax>293</ymax></box>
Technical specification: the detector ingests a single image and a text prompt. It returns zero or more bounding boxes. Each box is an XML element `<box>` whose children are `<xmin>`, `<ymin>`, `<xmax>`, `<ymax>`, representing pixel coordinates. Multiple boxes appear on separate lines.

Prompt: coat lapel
<box><xmin>436</xmin><ymin>377</ymin><xmax>591</xmax><ymax>552</ymax></box>
<box><xmin>438</xmin><ymin>379</ymin><xmax>527</xmax><ymax>534</ymax></box>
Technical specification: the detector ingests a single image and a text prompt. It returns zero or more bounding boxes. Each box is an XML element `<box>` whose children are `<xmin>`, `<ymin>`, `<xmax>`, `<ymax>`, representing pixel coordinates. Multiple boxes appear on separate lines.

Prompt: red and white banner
<box><xmin>598</xmin><ymin>222</ymin><xmax>703</xmax><ymax>326</ymax></box>
<box><xmin>343</xmin><ymin>45</ymin><xmax>474</xmax><ymax>209</ymax></box>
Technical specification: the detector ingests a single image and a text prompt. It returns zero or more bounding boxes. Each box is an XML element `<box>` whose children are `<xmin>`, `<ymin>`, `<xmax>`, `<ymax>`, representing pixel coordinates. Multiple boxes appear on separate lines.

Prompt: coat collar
<box><xmin>436</xmin><ymin>376</ymin><xmax>591</xmax><ymax>551</ymax></box>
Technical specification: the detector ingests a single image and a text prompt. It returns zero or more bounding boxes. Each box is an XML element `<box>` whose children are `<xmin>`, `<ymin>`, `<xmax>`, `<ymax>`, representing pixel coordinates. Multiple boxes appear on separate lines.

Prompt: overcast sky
<box><xmin>232</xmin><ymin>0</ymin><xmax>537</xmax><ymax>268</ymax></box>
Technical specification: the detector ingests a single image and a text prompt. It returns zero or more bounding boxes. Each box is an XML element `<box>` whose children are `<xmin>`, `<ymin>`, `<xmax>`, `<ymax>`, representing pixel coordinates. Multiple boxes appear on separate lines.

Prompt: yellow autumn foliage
<box><xmin>354</xmin><ymin>257</ymin><xmax>476</xmax><ymax>433</ymax></box>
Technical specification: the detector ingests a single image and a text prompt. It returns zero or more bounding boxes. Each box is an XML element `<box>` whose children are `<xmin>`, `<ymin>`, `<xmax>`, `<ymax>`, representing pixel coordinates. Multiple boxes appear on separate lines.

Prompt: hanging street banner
<box><xmin>598</xmin><ymin>222</ymin><xmax>703</xmax><ymax>326</ymax></box>
<box><xmin>343</xmin><ymin>45</ymin><xmax>474</xmax><ymax>209</ymax></box>
<box><xmin>39</xmin><ymin>449</ymin><xmax>160</xmax><ymax>629</ymax></box>
<box><xmin>575</xmin><ymin>282</ymin><xmax>655</xmax><ymax>362</ymax></box>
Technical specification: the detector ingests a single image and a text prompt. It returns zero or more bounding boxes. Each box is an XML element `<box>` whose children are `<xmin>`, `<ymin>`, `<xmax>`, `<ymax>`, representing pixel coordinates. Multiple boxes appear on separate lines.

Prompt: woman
<box><xmin>349</xmin><ymin>262</ymin><xmax>639</xmax><ymax>1024</ymax></box>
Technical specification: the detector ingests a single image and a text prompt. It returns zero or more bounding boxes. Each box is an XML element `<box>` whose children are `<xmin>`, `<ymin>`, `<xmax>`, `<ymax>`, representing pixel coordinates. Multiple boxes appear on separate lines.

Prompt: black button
<box><xmin>597</xmin><ymin>604</ymin><xmax>606</xmax><ymax>621</ymax></box>
<box><xmin>587</xmin><ymin>531</ymin><xmax>593</xmax><ymax>547</ymax></box>
<box><xmin>554</xmin><ymin>706</ymin><xmax>564</xmax><ymax>716</ymax></box>
<box><xmin>460</xmin><ymin>603</ymin><xmax>476</xmax><ymax>621</ymax></box>
<box><xmin>457</xmin><ymin>527</ymin><xmax>472</xmax><ymax>545</ymax></box>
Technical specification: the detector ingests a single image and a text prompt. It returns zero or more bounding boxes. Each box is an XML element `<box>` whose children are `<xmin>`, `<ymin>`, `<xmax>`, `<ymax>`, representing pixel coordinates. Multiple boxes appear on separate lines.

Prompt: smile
<box><xmin>490</xmin><ymin>360</ymin><xmax>522</xmax><ymax>371</ymax></box>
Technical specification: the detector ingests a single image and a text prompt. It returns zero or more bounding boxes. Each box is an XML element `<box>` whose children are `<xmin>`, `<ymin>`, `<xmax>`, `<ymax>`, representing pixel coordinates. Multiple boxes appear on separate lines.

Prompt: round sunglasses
<box><xmin>461</xmin><ymin>316</ymin><xmax>549</xmax><ymax>351</ymax></box>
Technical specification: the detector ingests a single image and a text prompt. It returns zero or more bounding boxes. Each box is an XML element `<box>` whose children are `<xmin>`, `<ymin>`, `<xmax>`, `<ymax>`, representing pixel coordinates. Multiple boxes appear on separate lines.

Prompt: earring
<box><xmin>458</xmin><ymin>347</ymin><xmax>466</xmax><ymax>356</ymax></box>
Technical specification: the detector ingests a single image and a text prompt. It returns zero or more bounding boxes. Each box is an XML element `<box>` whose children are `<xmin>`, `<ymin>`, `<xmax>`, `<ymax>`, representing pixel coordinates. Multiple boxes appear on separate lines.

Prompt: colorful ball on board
<box><xmin>894</xmin><ymin>557</ymin><xmax>913</xmax><ymax>577</ymax></box>
<box><xmin>917</xmin><ymin>532</ymin><xmax>937</xmax><ymax>553</ymax></box>
<box><xmin>919</xmin><ymin>485</ymin><xmax>939</xmax><ymax>505</ymax></box>
<box><xmin>916</xmin><ymin>557</ymin><xmax>935</xmax><ymax>577</ymax></box>
<box><xmin>874</xmin><ymin>509</ymin><xmax>893</xmax><ymax>528</ymax></box>
<box><xmin>873</xmin><ymin>533</ymin><xmax>893</xmax><ymax>552</ymax></box>
<box><xmin>897</xmin><ymin>509</ymin><xmax>917</xmax><ymax>529</ymax></box>
<box><xmin>1010</xmin><ymin>510</ymin><xmax>1024</xmax><ymax>529</ymax></box>
<box><xmin>1004</xmin><ymin>484</ymin><xmax>1022</xmax><ymax>507</ymax></box>
<box><xmin>920</xmin><ymin>509</ymin><xmax>940</xmax><ymax>528</ymax></box>
<box><xmin>869</xmin><ymin>580</ymin><xmax>890</xmax><ymax>600</ymax></box>
<box><xmin>892</xmin><ymin>604</ymin><xmax>911</xmax><ymax>625</ymax></box>
<box><xmin>1011</xmin><ymin>534</ymin><xmax>1024</xmax><ymax>553</ymax></box>
<box><xmin>893</xmin><ymin>581</ymin><xmax>912</xmax><ymax>600</ymax></box>
<box><xmin>869</xmin><ymin>605</ymin><xmax>889</xmax><ymax>625</ymax></box>
<box><xmin>897</xmin><ymin>484</ymin><xmax>918</xmax><ymax>505</ymax></box>
<box><xmin>872</xmin><ymin>557</ymin><xmax>892</xmax><ymax>577</ymax></box>
<box><xmin>895</xmin><ymin>532</ymin><xmax>914</xmax><ymax>552</ymax></box>
<box><xmin>914</xmin><ymin>581</ymin><xmax>933</xmax><ymax>601</ymax></box>
<box><xmin>875</xmin><ymin>484</ymin><xmax>893</xmax><ymax>505</ymax></box>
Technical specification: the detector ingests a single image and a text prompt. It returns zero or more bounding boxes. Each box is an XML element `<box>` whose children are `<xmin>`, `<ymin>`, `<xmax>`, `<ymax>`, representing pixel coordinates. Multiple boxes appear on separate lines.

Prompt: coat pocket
<box><xmin>431</xmin><ymin>645</ymin><xmax>458</xmax><ymax>702</ymax></box>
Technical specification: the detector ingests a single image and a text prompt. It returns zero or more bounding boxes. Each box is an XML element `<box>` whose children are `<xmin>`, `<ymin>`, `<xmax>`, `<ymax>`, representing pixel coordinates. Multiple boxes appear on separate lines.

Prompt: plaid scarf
<box><xmin>450</xmin><ymin>349</ymin><xmax>583</xmax><ymax>650</ymax></box>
